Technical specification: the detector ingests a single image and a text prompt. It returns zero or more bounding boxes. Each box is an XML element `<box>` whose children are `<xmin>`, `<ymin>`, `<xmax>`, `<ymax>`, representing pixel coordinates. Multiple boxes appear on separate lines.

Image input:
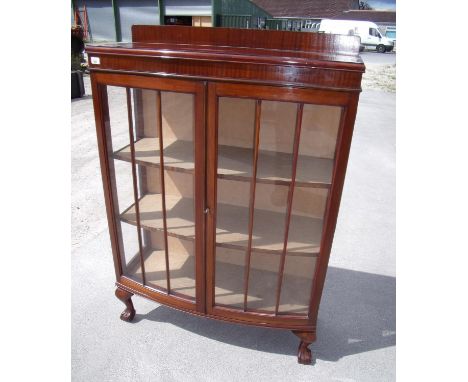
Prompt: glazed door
<box><xmin>206</xmin><ymin>83</ymin><xmax>345</xmax><ymax>325</ymax></box>
<box><xmin>92</xmin><ymin>73</ymin><xmax>206</xmax><ymax>311</ymax></box>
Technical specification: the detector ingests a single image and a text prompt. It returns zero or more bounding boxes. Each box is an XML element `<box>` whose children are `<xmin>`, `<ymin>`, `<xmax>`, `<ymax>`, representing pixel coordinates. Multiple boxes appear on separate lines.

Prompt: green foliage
<box><xmin>71</xmin><ymin>53</ymin><xmax>84</xmax><ymax>72</ymax></box>
<box><xmin>71</xmin><ymin>27</ymin><xmax>86</xmax><ymax>72</ymax></box>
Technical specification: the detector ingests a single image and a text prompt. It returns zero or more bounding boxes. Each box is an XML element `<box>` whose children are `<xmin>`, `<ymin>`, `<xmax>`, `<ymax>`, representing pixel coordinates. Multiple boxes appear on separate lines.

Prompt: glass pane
<box><xmin>215</xmin><ymin>97</ymin><xmax>255</xmax><ymax>308</ymax></box>
<box><xmin>213</xmin><ymin>98</ymin><xmax>295</xmax><ymax>312</ymax></box>
<box><xmin>278</xmin><ymin>104</ymin><xmax>341</xmax><ymax>315</ymax></box>
<box><xmin>106</xmin><ymin>85</ymin><xmax>142</xmax><ymax>283</ymax></box>
<box><xmin>245</xmin><ymin>250</ymin><xmax>279</xmax><ymax>312</ymax></box>
<box><xmin>277</xmin><ymin>252</ymin><xmax>318</xmax><ymax>314</ymax></box>
<box><xmin>297</xmin><ymin>103</ymin><xmax>341</xmax><ymax>162</ymax></box>
<box><xmin>161</xmin><ymin>91</ymin><xmax>196</xmax><ymax>299</ymax></box>
<box><xmin>214</xmin><ymin>95</ymin><xmax>342</xmax><ymax>316</ymax></box>
<box><xmin>106</xmin><ymin>86</ymin><xmax>196</xmax><ymax>300</ymax></box>
<box><xmin>213</xmin><ymin>247</ymin><xmax>246</xmax><ymax>308</ymax></box>
<box><xmin>277</xmin><ymin>186</ymin><xmax>326</xmax><ymax>314</ymax></box>
<box><xmin>124</xmin><ymin>228</ymin><xmax>167</xmax><ymax>289</ymax></box>
<box><xmin>246</xmin><ymin>100</ymin><xmax>296</xmax><ymax>312</ymax></box>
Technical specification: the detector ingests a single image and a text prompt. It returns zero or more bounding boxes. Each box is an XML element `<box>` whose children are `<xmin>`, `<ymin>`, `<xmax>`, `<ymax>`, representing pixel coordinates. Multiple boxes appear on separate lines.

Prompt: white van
<box><xmin>319</xmin><ymin>19</ymin><xmax>394</xmax><ymax>53</ymax></box>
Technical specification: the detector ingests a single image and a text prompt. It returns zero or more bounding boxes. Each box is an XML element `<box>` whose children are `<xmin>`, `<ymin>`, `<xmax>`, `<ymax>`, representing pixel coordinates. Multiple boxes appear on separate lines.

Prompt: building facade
<box><xmin>71</xmin><ymin>0</ymin><xmax>395</xmax><ymax>43</ymax></box>
<box><xmin>72</xmin><ymin>0</ymin><xmax>212</xmax><ymax>42</ymax></box>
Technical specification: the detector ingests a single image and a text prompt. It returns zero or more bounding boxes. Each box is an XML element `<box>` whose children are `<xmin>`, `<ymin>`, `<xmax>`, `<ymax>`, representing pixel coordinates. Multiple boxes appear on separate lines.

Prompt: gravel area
<box><xmin>362</xmin><ymin>64</ymin><xmax>396</xmax><ymax>92</ymax></box>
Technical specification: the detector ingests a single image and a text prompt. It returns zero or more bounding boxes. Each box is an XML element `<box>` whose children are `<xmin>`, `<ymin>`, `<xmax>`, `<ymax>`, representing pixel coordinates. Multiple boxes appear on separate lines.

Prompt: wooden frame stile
<box><xmin>87</xmin><ymin>25</ymin><xmax>365</xmax><ymax>365</ymax></box>
<box><xmin>91</xmin><ymin>74</ymin><xmax>124</xmax><ymax>281</ymax></box>
<box><xmin>195</xmin><ymin>81</ymin><xmax>207</xmax><ymax>313</ymax></box>
<box><xmin>205</xmin><ymin>82</ymin><xmax>217</xmax><ymax>317</ymax></box>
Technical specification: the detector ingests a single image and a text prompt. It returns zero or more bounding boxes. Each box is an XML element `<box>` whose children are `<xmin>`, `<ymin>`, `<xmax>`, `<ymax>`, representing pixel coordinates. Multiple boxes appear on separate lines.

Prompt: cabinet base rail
<box><xmin>114</xmin><ymin>285</ymin><xmax>316</xmax><ymax>364</ymax></box>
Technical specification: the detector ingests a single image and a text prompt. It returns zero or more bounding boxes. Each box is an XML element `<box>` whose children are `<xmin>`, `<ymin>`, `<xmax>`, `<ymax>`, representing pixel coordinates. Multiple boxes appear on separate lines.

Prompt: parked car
<box><xmin>318</xmin><ymin>19</ymin><xmax>394</xmax><ymax>53</ymax></box>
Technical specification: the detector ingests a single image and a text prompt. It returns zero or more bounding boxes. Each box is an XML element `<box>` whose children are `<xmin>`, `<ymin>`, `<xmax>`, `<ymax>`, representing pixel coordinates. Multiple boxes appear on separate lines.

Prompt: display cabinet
<box><xmin>88</xmin><ymin>25</ymin><xmax>364</xmax><ymax>364</ymax></box>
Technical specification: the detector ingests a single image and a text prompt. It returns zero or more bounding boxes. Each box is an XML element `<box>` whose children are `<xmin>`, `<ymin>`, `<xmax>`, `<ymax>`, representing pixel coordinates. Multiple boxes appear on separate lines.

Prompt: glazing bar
<box><xmin>126</xmin><ymin>87</ymin><xmax>147</xmax><ymax>285</ymax></box>
<box><xmin>242</xmin><ymin>99</ymin><xmax>262</xmax><ymax>311</ymax></box>
<box><xmin>274</xmin><ymin>103</ymin><xmax>304</xmax><ymax>314</ymax></box>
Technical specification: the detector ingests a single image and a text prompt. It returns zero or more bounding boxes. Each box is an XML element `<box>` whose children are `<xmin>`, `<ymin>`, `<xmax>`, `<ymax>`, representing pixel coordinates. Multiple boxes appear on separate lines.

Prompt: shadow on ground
<box><xmin>72</xmin><ymin>94</ymin><xmax>93</xmax><ymax>102</ymax></box>
<box><xmin>131</xmin><ymin>266</ymin><xmax>395</xmax><ymax>362</ymax></box>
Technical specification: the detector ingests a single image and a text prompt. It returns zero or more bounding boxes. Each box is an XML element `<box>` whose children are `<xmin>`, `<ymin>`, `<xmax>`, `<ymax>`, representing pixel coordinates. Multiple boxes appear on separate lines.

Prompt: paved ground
<box><xmin>72</xmin><ymin>76</ymin><xmax>395</xmax><ymax>382</ymax></box>
<box><xmin>360</xmin><ymin>51</ymin><xmax>396</xmax><ymax>66</ymax></box>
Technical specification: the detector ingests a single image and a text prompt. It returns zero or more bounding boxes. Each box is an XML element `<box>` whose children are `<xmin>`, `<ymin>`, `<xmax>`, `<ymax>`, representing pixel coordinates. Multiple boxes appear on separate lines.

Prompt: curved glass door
<box><xmin>209</xmin><ymin>84</ymin><xmax>342</xmax><ymax>317</ymax></box>
<box><xmin>98</xmin><ymin>76</ymin><xmax>204</xmax><ymax>307</ymax></box>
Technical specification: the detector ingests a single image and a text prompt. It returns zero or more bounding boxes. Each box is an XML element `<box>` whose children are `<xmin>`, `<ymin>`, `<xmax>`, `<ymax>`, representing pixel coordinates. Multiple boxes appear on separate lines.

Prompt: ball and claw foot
<box><xmin>115</xmin><ymin>288</ymin><xmax>136</xmax><ymax>322</ymax></box>
<box><xmin>120</xmin><ymin>307</ymin><xmax>135</xmax><ymax>322</ymax></box>
<box><xmin>293</xmin><ymin>330</ymin><xmax>316</xmax><ymax>365</ymax></box>
<box><xmin>297</xmin><ymin>341</ymin><xmax>312</xmax><ymax>365</ymax></box>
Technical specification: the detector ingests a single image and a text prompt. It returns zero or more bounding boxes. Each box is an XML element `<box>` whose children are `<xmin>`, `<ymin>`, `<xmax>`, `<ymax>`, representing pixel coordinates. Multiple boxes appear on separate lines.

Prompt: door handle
<box><xmin>204</xmin><ymin>207</ymin><xmax>210</xmax><ymax>215</ymax></box>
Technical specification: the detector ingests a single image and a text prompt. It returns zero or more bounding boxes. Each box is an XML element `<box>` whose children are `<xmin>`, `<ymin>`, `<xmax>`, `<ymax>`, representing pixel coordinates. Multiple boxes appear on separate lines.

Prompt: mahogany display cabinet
<box><xmin>88</xmin><ymin>25</ymin><xmax>364</xmax><ymax>364</ymax></box>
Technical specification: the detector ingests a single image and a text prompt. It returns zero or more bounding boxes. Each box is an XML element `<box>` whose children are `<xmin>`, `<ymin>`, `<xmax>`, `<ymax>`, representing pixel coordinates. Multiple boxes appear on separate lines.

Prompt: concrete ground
<box><xmin>72</xmin><ymin>73</ymin><xmax>395</xmax><ymax>381</ymax></box>
<box><xmin>360</xmin><ymin>51</ymin><xmax>396</xmax><ymax>66</ymax></box>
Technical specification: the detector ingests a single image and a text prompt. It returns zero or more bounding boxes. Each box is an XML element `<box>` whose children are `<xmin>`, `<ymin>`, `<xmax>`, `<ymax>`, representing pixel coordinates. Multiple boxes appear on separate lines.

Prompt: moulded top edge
<box><xmin>85</xmin><ymin>42</ymin><xmax>365</xmax><ymax>72</ymax></box>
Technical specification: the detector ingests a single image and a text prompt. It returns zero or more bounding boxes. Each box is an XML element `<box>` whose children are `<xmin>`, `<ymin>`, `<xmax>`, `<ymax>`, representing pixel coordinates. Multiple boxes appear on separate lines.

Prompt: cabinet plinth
<box><xmin>89</xmin><ymin>25</ymin><xmax>364</xmax><ymax>364</ymax></box>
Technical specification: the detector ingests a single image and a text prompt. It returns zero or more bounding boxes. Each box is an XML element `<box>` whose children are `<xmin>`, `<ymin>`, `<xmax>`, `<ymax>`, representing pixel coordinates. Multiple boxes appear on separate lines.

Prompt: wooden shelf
<box><xmin>120</xmin><ymin>193</ymin><xmax>196</xmax><ymax>239</ymax></box>
<box><xmin>114</xmin><ymin>137</ymin><xmax>333</xmax><ymax>187</ymax></box>
<box><xmin>120</xmin><ymin>193</ymin><xmax>322</xmax><ymax>256</ymax></box>
<box><xmin>114</xmin><ymin>138</ymin><xmax>194</xmax><ymax>174</ymax></box>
